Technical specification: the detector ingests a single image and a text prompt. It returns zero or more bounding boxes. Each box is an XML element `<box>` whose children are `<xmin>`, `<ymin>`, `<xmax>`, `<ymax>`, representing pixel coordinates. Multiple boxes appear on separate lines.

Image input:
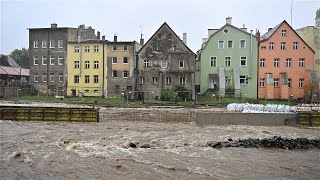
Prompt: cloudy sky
<box><xmin>1</xmin><ymin>0</ymin><xmax>319</xmax><ymax>54</ymax></box>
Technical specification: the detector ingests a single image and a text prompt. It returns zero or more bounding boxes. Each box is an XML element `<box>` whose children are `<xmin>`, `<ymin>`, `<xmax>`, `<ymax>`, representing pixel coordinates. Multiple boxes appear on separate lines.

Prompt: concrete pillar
<box><xmin>218</xmin><ymin>68</ymin><xmax>225</xmax><ymax>96</ymax></box>
<box><xmin>280</xmin><ymin>72</ymin><xmax>289</xmax><ymax>99</ymax></box>
<box><xmin>234</xmin><ymin>68</ymin><xmax>241</xmax><ymax>97</ymax></box>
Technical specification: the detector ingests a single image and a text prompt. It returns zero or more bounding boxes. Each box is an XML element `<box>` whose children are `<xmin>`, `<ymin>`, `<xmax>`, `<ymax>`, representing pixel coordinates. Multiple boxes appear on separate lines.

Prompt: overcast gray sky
<box><xmin>1</xmin><ymin>0</ymin><xmax>319</xmax><ymax>54</ymax></box>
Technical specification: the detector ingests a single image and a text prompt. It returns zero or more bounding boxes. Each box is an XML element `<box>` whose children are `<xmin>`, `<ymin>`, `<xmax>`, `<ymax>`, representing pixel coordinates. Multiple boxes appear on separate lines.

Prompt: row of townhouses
<box><xmin>28</xmin><ymin>10</ymin><xmax>320</xmax><ymax>100</ymax></box>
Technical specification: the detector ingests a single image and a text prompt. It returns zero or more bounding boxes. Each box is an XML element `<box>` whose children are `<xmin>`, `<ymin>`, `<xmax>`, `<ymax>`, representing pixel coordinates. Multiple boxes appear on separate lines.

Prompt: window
<box><xmin>74</xmin><ymin>75</ymin><xmax>79</xmax><ymax>83</ymax></box>
<box><xmin>259</xmin><ymin>58</ymin><xmax>265</xmax><ymax>67</ymax></box>
<box><xmin>240</xmin><ymin>40</ymin><xmax>246</xmax><ymax>48</ymax></box>
<box><xmin>93</xmin><ymin>90</ymin><xmax>99</xmax><ymax>93</ymax></box>
<box><xmin>227</xmin><ymin>40</ymin><xmax>233</xmax><ymax>48</ymax></box>
<box><xmin>288</xmin><ymin>79</ymin><xmax>291</xmax><ymax>88</ymax></box>
<box><xmin>299</xmin><ymin>58</ymin><xmax>305</xmax><ymax>68</ymax></box>
<box><xmin>94</xmin><ymin>45</ymin><xmax>99</xmax><ymax>52</ymax></box>
<box><xmin>34</xmin><ymin>41</ymin><xmax>39</xmax><ymax>48</ymax></box>
<box><xmin>260</xmin><ymin>78</ymin><xmax>265</xmax><ymax>87</ymax></box>
<box><xmin>140</xmin><ymin>77</ymin><xmax>145</xmax><ymax>84</ymax></box>
<box><xmin>269</xmin><ymin>42</ymin><xmax>274</xmax><ymax>50</ymax></box>
<box><xmin>58</xmin><ymin>56</ymin><xmax>64</xmax><ymax>65</ymax></box>
<box><xmin>84</xmin><ymin>90</ymin><xmax>89</xmax><ymax>93</ymax></box>
<box><xmin>34</xmin><ymin>74</ymin><xmax>39</xmax><ymax>82</ymax></box>
<box><xmin>225</xmin><ymin>57</ymin><xmax>231</xmax><ymax>67</ymax></box>
<box><xmin>274</xmin><ymin>58</ymin><xmax>279</xmax><ymax>68</ymax></box>
<box><xmin>286</xmin><ymin>58</ymin><xmax>292</xmax><ymax>68</ymax></box>
<box><xmin>152</xmin><ymin>77</ymin><xmax>158</xmax><ymax>84</ymax></box>
<box><xmin>43</xmin><ymin>73</ymin><xmax>47</xmax><ymax>82</ymax></box>
<box><xmin>144</xmin><ymin>60</ymin><xmax>149</xmax><ymax>67</ymax></box>
<box><xmin>112</xmin><ymin>46</ymin><xmax>117</xmax><ymax>51</ymax></box>
<box><xmin>94</xmin><ymin>75</ymin><xmax>99</xmax><ymax>83</ymax></box>
<box><xmin>123</xmin><ymin>57</ymin><xmax>128</xmax><ymax>64</ymax></box>
<box><xmin>59</xmin><ymin>73</ymin><xmax>63</xmax><ymax>82</ymax></box>
<box><xmin>42</xmin><ymin>41</ymin><xmax>47</xmax><ymax>48</ymax></box>
<box><xmin>85</xmin><ymin>61</ymin><xmax>90</xmax><ymax>69</ymax></box>
<box><xmin>240</xmin><ymin>57</ymin><xmax>247</xmax><ymax>66</ymax></box>
<box><xmin>112</xmin><ymin>57</ymin><xmax>117</xmax><ymax>64</ymax></box>
<box><xmin>218</xmin><ymin>41</ymin><xmax>224</xmax><ymax>48</ymax></box>
<box><xmin>180</xmin><ymin>77</ymin><xmax>186</xmax><ymax>84</ymax></box>
<box><xmin>74</xmin><ymin>46</ymin><xmax>80</xmax><ymax>52</ymax></box>
<box><xmin>34</xmin><ymin>56</ymin><xmax>39</xmax><ymax>65</ymax></box>
<box><xmin>281</xmin><ymin>42</ymin><xmax>286</xmax><ymax>50</ymax></box>
<box><xmin>85</xmin><ymin>75</ymin><xmax>90</xmax><ymax>83</ymax></box>
<box><xmin>93</xmin><ymin>61</ymin><xmax>99</xmax><ymax>69</ymax></box>
<box><xmin>166</xmin><ymin>77</ymin><xmax>171</xmax><ymax>85</ymax></box>
<box><xmin>281</xmin><ymin>30</ymin><xmax>287</xmax><ymax>37</ymax></box>
<box><xmin>42</xmin><ymin>56</ymin><xmax>47</xmax><ymax>65</ymax></box>
<box><xmin>293</xmin><ymin>42</ymin><xmax>298</xmax><ymax>50</ymax></box>
<box><xmin>112</xmin><ymin>71</ymin><xmax>117</xmax><ymax>78</ymax></box>
<box><xmin>240</xmin><ymin>75</ymin><xmax>248</xmax><ymax>84</ymax></box>
<box><xmin>210</xmin><ymin>57</ymin><xmax>217</xmax><ymax>67</ymax></box>
<box><xmin>161</xmin><ymin>60</ymin><xmax>167</xmax><ymax>68</ymax></box>
<box><xmin>49</xmin><ymin>40</ymin><xmax>55</xmax><ymax>48</ymax></box>
<box><xmin>58</xmin><ymin>40</ymin><xmax>63</xmax><ymax>48</ymax></box>
<box><xmin>50</xmin><ymin>73</ymin><xmax>54</xmax><ymax>82</ymax></box>
<box><xmin>225</xmin><ymin>76</ymin><xmax>231</xmax><ymax>86</ymax></box>
<box><xmin>179</xmin><ymin>60</ymin><xmax>184</xmax><ymax>68</ymax></box>
<box><xmin>123</xmin><ymin>71</ymin><xmax>128</xmax><ymax>78</ymax></box>
<box><xmin>123</xmin><ymin>45</ymin><xmax>128</xmax><ymax>51</ymax></box>
<box><xmin>299</xmin><ymin>79</ymin><xmax>304</xmax><ymax>88</ymax></box>
<box><xmin>50</xmin><ymin>56</ymin><xmax>55</xmax><ymax>65</ymax></box>
<box><xmin>85</xmin><ymin>46</ymin><xmax>90</xmax><ymax>52</ymax></box>
<box><xmin>74</xmin><ymin>61</ymin><xmax>79</xmax><ymax>68</ymax></box>
<box><xmin>261</xmin><ymin>46</ymin><xmax>266</xmax><ymax>50</ymax></box>
<box><xmin>274</xmin><ymin>78</ymin><xmax>279</xmax><ymax>87</ymax></box>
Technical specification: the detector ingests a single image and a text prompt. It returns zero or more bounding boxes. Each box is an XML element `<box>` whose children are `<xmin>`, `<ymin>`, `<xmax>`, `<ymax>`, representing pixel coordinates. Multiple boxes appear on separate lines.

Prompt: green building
<box><xmin>197</xmin><ymin>17</ymin><xmax>258</xmax><ymax>99</ymax></box>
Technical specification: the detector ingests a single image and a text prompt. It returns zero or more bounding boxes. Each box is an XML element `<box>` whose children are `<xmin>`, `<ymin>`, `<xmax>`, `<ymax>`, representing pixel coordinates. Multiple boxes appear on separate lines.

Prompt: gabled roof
<box><xmin>0</xmin><ymin>55</ymin><xmax>20</xmax><ymax>67</ymax></box>
<box><xmin>201</xmin><ymin>23</ymin><xmax>256</xmax><ymax>52</ymax></box>
<box><xmin>260</xmin><ymin>20</ymin><xmax>315</xmax><ymax>53</ymax></box>
<box><xmin>138</xmin><ymin>22</ymin><xmax>196</xmax><ymax>55</ymax></box>
<box><xmin>0</xmin><ymin>66</ymin><xmax>29</xmax><ymax>76</ymax></box>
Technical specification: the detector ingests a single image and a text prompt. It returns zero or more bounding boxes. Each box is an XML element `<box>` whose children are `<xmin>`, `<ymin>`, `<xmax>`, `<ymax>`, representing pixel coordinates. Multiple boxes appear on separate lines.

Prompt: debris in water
<box><xmin>140</xmin><ymin>144</ymin><xmax>151</xmax><ymax>148</ymax></box>
<box><xmin>66</xmin><ymin>142</ymin><xmax>80</xmax><ymax>151</ymax></box>
<box><xmin>11</xmin><ymin>152</ymin><xmax>22</xmax><ymax>159</ymax></box>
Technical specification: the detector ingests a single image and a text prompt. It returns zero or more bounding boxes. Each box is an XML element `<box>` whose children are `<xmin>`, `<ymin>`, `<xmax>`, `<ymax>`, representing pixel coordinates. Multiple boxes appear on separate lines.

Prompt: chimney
<box><xmin>182</xmin><ymin>33</ymin><xmax>187</xmax><ymax>44</ymax></box>
<box><xmin>102</xmin><ymin>35</ymin><xmax>105</xmax><ymax>40</ymax></box>
<box><xmin>268</xmin><ymin>28</ymin><xmax>272</xmax><ymax>32</ymax></box>
<box><xmin>240</xmin><ymin>24</ymin><xmax>247</xmax><ymax>32</ymax></box>
<box><xmin>114</xmin><ymin>34</ymin><xmax>117</xmax><ymax>42</ymax></box>
<box><xmin>255</xmin><ymin>30</ymin><xmax>261</xmax><ymax>42</ymax></box>
<box><xmin>226</xmin><ymin>17</ymin><xmax>232</xmax><ymax>24</ymax></box>
<box><xmin>97</xmin><ymin>31</ymin><xmax>100</xmax><ymax>40</ymax></box>
<box><xmin>51</xmin><ymin>23</ymin><xmax>57</xmax><ymax>28</ymax></box>
<box><xmin>140</xmin><ymin>34</ymin><xmax>144</xmax><ymax>46</ymax></box>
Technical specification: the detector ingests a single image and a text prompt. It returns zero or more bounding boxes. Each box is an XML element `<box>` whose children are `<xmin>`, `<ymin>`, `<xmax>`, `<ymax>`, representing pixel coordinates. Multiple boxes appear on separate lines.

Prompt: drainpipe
<box><xmin>102</xmin><ymin>41</ymin><xmax>105</xmax><ymax>97</ymax></box>
<box><xmin>250</xmin><ymin>30</ymin><xmax>253</xmax><ymax>77</ymax></box>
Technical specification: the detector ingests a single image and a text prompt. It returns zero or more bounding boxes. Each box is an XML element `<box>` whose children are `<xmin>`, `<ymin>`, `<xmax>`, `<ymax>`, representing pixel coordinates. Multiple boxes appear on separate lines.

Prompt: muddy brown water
<box><xmin>1</xmin><ymin>120</ymin><xmax>319</xmax><ymax>179</ymax></box>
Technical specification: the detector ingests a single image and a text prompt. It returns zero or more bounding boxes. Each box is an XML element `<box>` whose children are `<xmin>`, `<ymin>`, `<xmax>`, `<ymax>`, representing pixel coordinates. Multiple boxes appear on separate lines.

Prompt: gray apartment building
<box><xmin>28</xmin><ymin>23</ymin><xmax>97</xmax><ymax>95</ymax></box>
<box><xmin>136</xmin><ymin>22</ymin><xmax>196</xmax><ymax>100</ymax></box>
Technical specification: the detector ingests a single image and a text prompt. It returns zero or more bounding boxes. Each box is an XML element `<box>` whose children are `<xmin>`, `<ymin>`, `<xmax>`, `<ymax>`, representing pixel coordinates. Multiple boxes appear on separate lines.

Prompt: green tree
<box><xmin>9</xmin><ymin>48</ymin><xmax>29</xmax><ymax>68</ymax></box>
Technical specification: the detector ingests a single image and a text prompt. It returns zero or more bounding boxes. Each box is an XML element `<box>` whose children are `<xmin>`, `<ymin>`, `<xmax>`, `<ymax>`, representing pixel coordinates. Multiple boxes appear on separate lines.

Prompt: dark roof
<box><xmin>260</xmin><ymin>20</ymin><xmax>315</xmax><ymax>53</ymax></box>
<box><xmin>138</xmin><ymin>22</ymin><xmax>196</xmax><ymax>55</ymax></box>
<box><xmin>27</xmin><ymin>27</ymin><xmax>74</xmax><ymax>30</ymax></box>
<box><xmin>0</xmin><ymin>55</ymin><xmax>20</xmax><ymax>67</ymax></box>
<box><xmin>68</xmin><ymin>39</ymin><xmax>108</xmax><ymax>43</ymax></box>
<box><xmin>107</xmin><ymin>41</ymin><xmax>138</xmax><ymax>44</ymax></box>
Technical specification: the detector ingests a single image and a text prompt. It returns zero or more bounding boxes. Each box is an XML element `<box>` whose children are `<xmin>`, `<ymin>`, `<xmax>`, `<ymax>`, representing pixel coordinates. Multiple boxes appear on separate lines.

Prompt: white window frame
<box><xmin>225</xmin><ymin>56</ymin><xmax>231</xmax><ymax>67</ymax></box>
<box><xmin>58</xmin><ymin>56</ymin><xmax>64</xmax><ymax>65</ymax></box>
<box><xmin>85</xmin><ymin>46</ymin><xmax>90</xmax><ymax>52</ymax></box>
<box><xmin>240</xmin><ymin>40</ymin><xmax>246</xmax><ymax>48</ymax></box>
<box><xmin>166</xmin><ymin>77</ymin><xmax>171</xmax><ymax>85</ymax></box>
<box><xmin>112</xmin><ymin>46</ymin><xmax>117</xmax><ymax>51</ymax></box>
<box><xmin>179</xmin><ymin>77</ymin><xmax>186</xmax><ymax>85</ymax></box>
<box><xmin>218</xmin><ymin>40</ymin><xmax>224</xmax><ymax>49</ymax></box>
<box><xmin>50</xmin><ymin>56</ymin><xmax>54</xmax><ymax>65</ymax></box>
<box><xmin>260</xmin><ymin>58</ymin><xmax>265</xmax><ymax>68</ymax></box>
<box><xmin>74</xmin><ymin>75</ymin><xmax>79</xmax><ymax>83</ymax></box>
<box><xmin>123</xmin><ymin>57</ymin><xmax>128</xmax><ymax>64</ymax></box>
<box><xmin>281</xmin><ymin>42</ymin><xmax>286</xmax><ymax>50</ymax></box>
<box><xmin>43</xmin><ymin>74</ymin><xmax>47</xmax><ymax>82</ymax></box>
<box><xmin>112</xmin><ymin>71</ymin><xmax>117</xmax><ymax>78</ymax></box>
<box><xmin>42</xmin><ymin>41</ymin><xmax>47</xmax><ymax>48</ymax></box>
<box><xmin>161</xmin><ymin>60</ymin><xmax>167</xmax><ymax>69</ymax></box>
<box><xmin>274</xmin><ymin>78</ymin><xmax>279</xmax><ymax>87</ymax></box>
<box><xmin>94</xmin><ymin>75</ymin><xmax>99</xmax><ymax>83</ymax></box>
<box><xmin>210</xmin><ymin>56</ymin><xmax>217</xmax><ymax>67</ymax></box>
<box><xmin>74</xmin><ymin>61</ymin><xmax>80</xmax><ymax>69</ymax></box>
<box><xmin>286</xmin><ymin>58</ymin><xmax>292</xmax><ymax>68</ymax></box>
<box><xmin>85</xmin><ymin>61</ymin><xmax>90</xmax><ymax>69</ymax></box>
<box><xmin>112</xmin><ymin>57</ymin><xmax>117</xmax><ymax>64</ymax></box>
<box><xmin>94</xmin><ymin>45</ymin><xmax>99</xmax><ymax>52</ymax></box>
<box><xmin>179</xmin><ymin>60</ymin><xmax>184</xmax><ymax>68</ymax></box>
<box><xmin>123</xmin><ymin>71</ymin><xmax>128</xmax><ymax>78</ymax></box>
<box><xmin>269</xmin><ymin>42</ymin><xmax>274</xmax><ymax>50</ymax></box>
<box><xmin>240</xmin><ymin>56</ymin><xmax>247</xmax><ymax>66</ymax></box>
<box><xmin>49</xmin><ymin>40</ymin><xmax>55</xmax><ymax>48</ymax></box>
<box><xmin>240</xmin><ymin>75</ymin><xmax>248</xmax><ymax>85</ymax></box>
<box><xmin>140</xmin><ymin>77</ymin><xmax>145</xmax><ymax>84</ymax></box>
<box><xmin>33</xmin><ymin>56</ymin><xmax>39</xmax><ymax>65</ymax></box>
<box><xmin>34</xmin><ymin>41</ymin><xmax>38</xmax><ymax>48</ymax></box>
<box><xmin>274</xmin><ymin>58</ymin><xmax>279</xmax><ymax>68</ymax></box>
<box><xmin>58</xmin><ymin>40</ymin><xmax>63</xmax><ymax>48</ymax></box>
<box><xmin>123</xmin><ymin>45</ymin><xmax>128</xmax><ymax>51</ymax></box>
<box><xmin>34</xmin><ymin>74</ymin><xmax>39</xmax><ymax>82</ymax></box>
<box><xmin>281</xmin><ymin>30</ymin><xmax>287</xmax><ymax>37</ymax></box>
<box><xmin>94</xmin><ymin>61</ymin><xmax>99</xmax><ymax>69</ymax></box>
<box><xmin>227</xmin><ymin>40</ymin><xmax>233</xmax><ymax>48</ymax></box>
<box><xmin>260</xmin><ymin>78</ymin><xmax>265</xmax><ymax>87</ymax></box>
<box><xmin>74</xmin><ymin>46</ymin><xmax>80</xmax><ymax>53</ymax></box>
<box><xmin>58</xmin><ymin>74</ymin><xmax>63</xmax><ymax>82</ymax></box>
<box><xmin>42</xmin><ymin>56</ymin><xmax>47</xmax><ymax>65</ymax></box>
<box><xmin>299</xmin><ymin>58</ymin><xmax>305</xmax><ymax>68</ymax></box>
<box><xmin>293</xmin><ymin>42</ymin><xmax>298</xmax><ymax>50</ymax></box>
<box><xmin>225</xmin><ymin>76</ymin><xmax>232</xmax><ymax>86</ymax></box>
<box><xmin>144</xmin><ymin>60</ymin><xmax>149</xmax><ymax>67</ymax></box>
<box><xmin>84</xmin><ymin>75</ymin><xmax>90</xmax><ymax>83</ymax></box>
<box><xmin>152</xmin><ymin>77</ymin><xmax>158</xmax><ymax>84</ymax></box>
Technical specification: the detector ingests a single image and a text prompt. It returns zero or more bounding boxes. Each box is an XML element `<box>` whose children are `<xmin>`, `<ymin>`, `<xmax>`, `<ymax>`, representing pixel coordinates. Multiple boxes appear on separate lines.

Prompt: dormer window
<box><xmin>281</xmin><ymin>30</ymin><xmax>287</xmax><ymax>37</ymax></box>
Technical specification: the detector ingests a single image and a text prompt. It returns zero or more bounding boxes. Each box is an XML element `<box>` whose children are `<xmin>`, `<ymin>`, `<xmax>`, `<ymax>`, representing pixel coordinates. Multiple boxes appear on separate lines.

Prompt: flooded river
<box><xmin>1</xmin><ymin>120</ymin><xmax>319</xmax><ymax>179</ymax></box>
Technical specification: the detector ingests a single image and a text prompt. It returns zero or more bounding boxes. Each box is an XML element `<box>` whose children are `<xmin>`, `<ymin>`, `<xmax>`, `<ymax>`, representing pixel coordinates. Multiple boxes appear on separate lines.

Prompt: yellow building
<box><xmin>67</xmin><ymin>40</ymin><xmax>107</xmax><ymax>97</ymax></box>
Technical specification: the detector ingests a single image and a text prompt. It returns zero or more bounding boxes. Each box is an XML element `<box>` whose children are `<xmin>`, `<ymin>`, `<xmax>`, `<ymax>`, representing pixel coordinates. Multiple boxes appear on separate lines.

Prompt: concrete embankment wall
<box><xmin>194</xmin><ymin>112</ymin><xmax>297</xmax><ymax>126</ymax></box>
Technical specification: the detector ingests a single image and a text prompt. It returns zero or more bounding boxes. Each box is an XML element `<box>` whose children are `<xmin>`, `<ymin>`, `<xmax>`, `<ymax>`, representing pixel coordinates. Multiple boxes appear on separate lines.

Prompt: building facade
<box><xmin>258</xmin><ymin>20</ymin><xmax>315</xmax><ymax>100</ymax></box>
<box><xmin>28</xmin><ymin>23</ymin><xmax>97</xmax><ymax>96</ymax></box>
<box><xmin>106</xmin><ymin>35</ymin><xmax>141</xmax><ymax>97</ymax></box>
<box><xmin>198</xmin><ymin>17</ymin><xmax>258</xmax><ymax>99</ymax></box>
<box><xmin>136</xmin><ymin>22</ymin><xmax>196</xmax><ymax>100</ymax></box>
<box><xmin>67</xmin><ymin>40</ymin><xmax>107</xmax><ymax>97</ymax></box>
